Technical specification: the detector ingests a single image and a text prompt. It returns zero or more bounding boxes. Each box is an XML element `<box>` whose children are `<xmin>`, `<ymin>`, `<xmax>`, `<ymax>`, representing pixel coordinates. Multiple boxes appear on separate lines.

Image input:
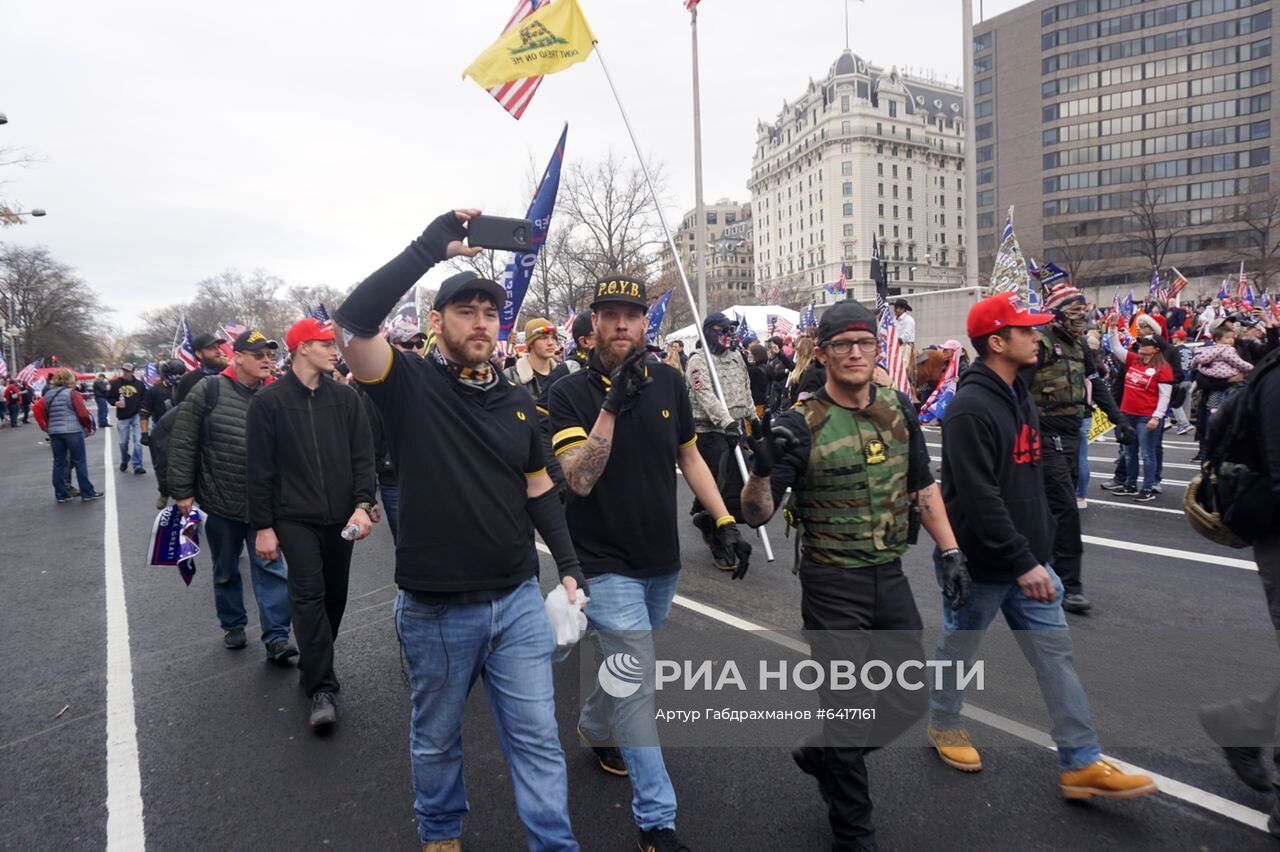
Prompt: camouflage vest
<box><xmin>1031</xmin><ymin>327</ymin><xmax>1088</xmax><ymax>419</ymax></box>
<box><xmin>792</xmin><ymin>391</ymin><xmax>912</xmax><ymax>568</ymax></box>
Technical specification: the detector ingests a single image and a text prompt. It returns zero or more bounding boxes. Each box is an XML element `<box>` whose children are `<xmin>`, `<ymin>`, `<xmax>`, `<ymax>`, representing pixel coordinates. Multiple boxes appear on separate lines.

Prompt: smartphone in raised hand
<box><xmin>466</xmin><ymin>215</ymin><xmax>532</xmax><ymax>252</ymax></box>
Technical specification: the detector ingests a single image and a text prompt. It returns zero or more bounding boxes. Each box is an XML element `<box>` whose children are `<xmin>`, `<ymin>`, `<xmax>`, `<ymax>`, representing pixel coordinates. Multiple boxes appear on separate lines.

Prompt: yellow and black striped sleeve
<box><xmin>552</xmin><ymin>426</ymin><xmax>588</xmax><ymax>456</ymax></box>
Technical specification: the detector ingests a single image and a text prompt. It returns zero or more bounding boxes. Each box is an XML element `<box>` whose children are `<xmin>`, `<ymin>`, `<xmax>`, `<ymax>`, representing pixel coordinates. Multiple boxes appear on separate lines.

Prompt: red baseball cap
<box><xmin>285</xmin><ymin>317</ymin><xmax>335</xmax><ymax>351</ymax></box>
<box><xmin>966</xmin><ymin>292</ymin><xmax>1053</xmax><ymax>339</ymax></box>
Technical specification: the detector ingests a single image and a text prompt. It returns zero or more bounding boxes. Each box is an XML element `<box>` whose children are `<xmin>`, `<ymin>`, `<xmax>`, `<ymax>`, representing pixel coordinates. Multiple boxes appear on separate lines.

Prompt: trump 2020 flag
<box><xmin>148</xmin><ymin>505</ymin><xmax>205</xmax><ymax>586</ymax></box>
<box><xmin>646</xmin><ymin>289</ymin><xmax>672</xmax><ymax>344</ymax></box>
<box><xmin>988</xmin><ymin>207</ymin><xmax>1030</xmax><ymax>300</ymax></box>
<box><xmin>918</xmin><ymin>348</ymin><xmax>960</xmax><ymax>424</ymax></box>
<box><xmin>463</xmin><ymin>0</ymin><xmax>596</xmax><ymax>90</ymax></box>
<box><xmin>500</xmin><ymin>124</ymin><xmax>568</xmax><ymax>341</ymax></box>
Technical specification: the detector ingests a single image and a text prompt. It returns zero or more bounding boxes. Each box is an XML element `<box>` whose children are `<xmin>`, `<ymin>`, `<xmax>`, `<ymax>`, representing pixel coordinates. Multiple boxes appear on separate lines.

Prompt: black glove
<box><xmin>140</xmin><ymin>433</ymin><xmax>151</xmax><ymax>446</ymax></box>
<box><xmin>713</xmin><ymin>522</ymin><xmax>753</xmax><ymax>580</ymax></box>
<box><xmin>421</xmin><ymin>210</ymin><xmax>469</xmax><ymax>260</ymax></box>
<box><xmin>601</xmin><ymin>349</ymin><xmax>650</xmax><ymax>414</ymax></box>
<box><xmin>724</xmin><ymin>420</ymin><xmax>742</xmax><ymax>447</ymax></box>
<box><xmin>1113</xmin><ymin>420</ymin><xmax>1137</xmax><ymax>445</ymax></box>
<box><xmin>938</xmin><ymin>549</ymin><xmax>971</xmax><ymax>610</ymax></box>
<box><xmin>747</xmin><ymin>414</ymin><xmax>772</xmax><ymax>477</ymax></box>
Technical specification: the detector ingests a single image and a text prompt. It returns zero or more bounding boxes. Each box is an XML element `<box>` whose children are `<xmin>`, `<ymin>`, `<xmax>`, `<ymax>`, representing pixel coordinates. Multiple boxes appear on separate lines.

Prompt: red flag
<box><xmin>686</xmin><ymin>0</ymin><xmax>700</xmax><ymax>8</ymax></box>
<box><xmin>486</xmin><ymin>0</ymin><xmax>546</xmax><ymax>120</ymax></box>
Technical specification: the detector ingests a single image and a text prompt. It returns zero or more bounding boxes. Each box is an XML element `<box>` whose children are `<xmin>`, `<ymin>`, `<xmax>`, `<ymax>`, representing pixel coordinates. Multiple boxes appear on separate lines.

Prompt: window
<box><xmin>974</xmin><ymin>78</ymin><xmax>993</xmax><ymax>97</ymax></box>
<box><xmin>844</xmin><ymin>244</ymin><xmax>854</xmax><ymax>259</ymax></box>
<box><xmin>893</xmin><ymin>205</ymin><xmax>899</xmax><ymax>218</ymax></box>
<box><xmin>977</xmin><ymin>167</ymin><xmax>993</xmax><ymax>185</ymax></box>
<box><xmin>841</xmin><ymin>95</ymin><xmax>850</xmax><ymax>112</ymax></box>
<box><xmin>907</xmin><ymin>187</ymin><xmax>913</xmax><ymax>200</ymax></box>
<box><xmin>843</xmin><ymin>181</ymin><xmax>853</xmax><ymax>196</ymax></box>
<box><xmin>889</xmin><ymin>101</ymin><xmax>898</xmax><ymax>118</ymax></box>
<box><xmin>843</xmin><ymin>224</ymin><xmax>854</xmax><ymax>237</ymax></box>
<box><xmin>879</xmin><ymin>224</ymin><xmax>886</xmax><ymax>236</ymax></box>
<box><xmin>892</xmin><ymin>165</ymin><xmax>898</xmax><ymax>178</ymax></box>
<box><xmin>841</xmin><ymin>142</ymin><xmax>852</xmax><ymax>153</ymax></box>
<box><xmin>707</xmin><ymin>212</ymin><xmax>717</xmax><ymax>224</ymax></box>
<box><xmin>892</xmin><ymin>185</ymin><xmax>899</xmax><ymax>198</ymax></box>
<box><xmin>843</xmin><ymin>202</ymin><xmax>854</xmax><ymax>216</ymax></box>
<box><xmin>878</xmin><ymin>203</ymin><xmax>885</xmax><ymax>216</ymax></box>
<box><xmin>877</xmin><ymin>163</ymin><xmax>884</xmax><ymax>176</ymax></box>
<box><xmin>841</xmin><ymin>120</ymin><xmax>851</xmax><ymax>134</ymax></box>
<box><xmin>893</xmin><ymin>225</ymin><xmax>900</xmax><ymax>238</ymax></box>
<box><xmin>906</xmin><ymin>167</ymin><xmax>913</xmax><ymax>180</ymax></box>
<box><xmin>878</xmin><ymin>182</ymin><xmax>884</xmax><ymax>196</ymax></box>
<box><xmin>908</xmin><ymin>226</ymin><xmax>914</xmax><ymax>239</ymax></box>
<box><xmin>975</xmin><ymin>55</ymin><xmax>992</xmax><ymax>74</ymax></box>
<box><xmin>974</xmin><ymin>32</ymin><xmax>992</xmax><ymax>52</ymax></box>
<box><xmin>976</xmin><ymin>123</ymin><xmax>993</xmax><ymax>140</ymax></box>
<box><xmin>907</xmin><ymin>206</ymin><xmax>913</xmax><ymax>219</ymax></box>
<box><xmin>977</xmin><ymin>189</ymin><xmax>994</xmax><ymax>206</ymax></box>
<box><xmin>842</xmin><ymin>161</ymin><xmax>853</xmax><ymax>176</ymax></box>
<box><xmin>974</xmin><ymin>100</ymin><xmax>993</xmax><ymax>118</ymax></box>
<box><xmin>877</xmin><ymin>122</ymin><xmax>883</xmax><ymax>135</ymax></box>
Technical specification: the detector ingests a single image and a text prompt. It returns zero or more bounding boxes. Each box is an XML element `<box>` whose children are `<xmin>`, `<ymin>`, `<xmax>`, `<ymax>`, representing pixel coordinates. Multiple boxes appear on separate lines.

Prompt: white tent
<box><xmin>662</xmin><ymin>304</ymin><xmax>801</xmax><ymax>347</ymax></box>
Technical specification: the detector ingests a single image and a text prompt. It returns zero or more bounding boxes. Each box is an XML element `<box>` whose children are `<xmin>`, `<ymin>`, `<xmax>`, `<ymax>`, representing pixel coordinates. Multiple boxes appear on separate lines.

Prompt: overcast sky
<box><xmin>2</xmin><ymin>0</ymin><xmax>1024</xmax><ymax>332</ymax></box>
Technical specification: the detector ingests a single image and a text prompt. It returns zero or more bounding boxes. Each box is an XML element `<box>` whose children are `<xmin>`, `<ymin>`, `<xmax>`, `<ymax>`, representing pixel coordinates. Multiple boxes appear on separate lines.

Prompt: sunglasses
<box><xmin>399</xmin><ymin>339</ymin><xmax>426</xmax><ymax>350</ymax></box>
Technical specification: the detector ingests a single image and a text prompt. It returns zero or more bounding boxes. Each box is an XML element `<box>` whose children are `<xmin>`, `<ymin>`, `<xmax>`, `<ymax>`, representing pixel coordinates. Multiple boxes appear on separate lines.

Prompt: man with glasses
<box><xmin>387</xmin><ymin>318</ymin><xmax>428</xmax><ymax>358</ymax></box>
<box><xmin>1028</xmin><ymin>283</ymin><xmax>1133</xmax><ymax>614</ymax></box>
<box><xmin>740</xmin><ymin>299</ymin><xmax>968</xmax><ymax>851</ymax></box>
<box><xmin>169</xmin><ymin>330</ymin><xmax>296</xmax><ymax>660</ymax></box>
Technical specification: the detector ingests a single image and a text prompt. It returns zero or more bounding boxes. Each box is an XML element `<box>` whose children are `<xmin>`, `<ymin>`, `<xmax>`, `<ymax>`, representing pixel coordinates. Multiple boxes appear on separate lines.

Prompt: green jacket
<box><xmin>167</xmin><ymin>373</ymin><xmax>266</xmax><ymax>522</ymax></box>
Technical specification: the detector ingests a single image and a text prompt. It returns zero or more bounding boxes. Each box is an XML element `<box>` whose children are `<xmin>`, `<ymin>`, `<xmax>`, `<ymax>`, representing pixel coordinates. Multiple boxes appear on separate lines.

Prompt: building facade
<box><xmin>972</xmin><ymin>0</ymin><xmax>1278</xmax><ymax>294</ymax></box>
<box><xmin>660</xmin><ymin>199</ymin><xmax>754</xmax><ymax>313</ymax></box>
<box><xmin>748</xmin><ymin>51</ymin><xmax>968</xmax><ymax>309</ymax></box>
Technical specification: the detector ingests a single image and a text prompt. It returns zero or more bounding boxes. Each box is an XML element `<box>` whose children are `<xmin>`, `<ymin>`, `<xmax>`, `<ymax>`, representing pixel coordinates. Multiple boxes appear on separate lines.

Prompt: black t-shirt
<box><xmin>140</xmin><ymin>382</ymin><xmax>179</xmax><ymax>422</ymax></box>
<box><xmin>548</xmin><ymin>354</ymin><xmax>697</xmax><ymax>578</ymax></box>
<box><xmin>767</xmin><ymin>386</ymin><xmax>934</xmax><ymax>507</ymax></box>
<box><xmin>359</xmin><ymin>349</ymin><xmax>545</xmax><ymax>595</ymax></box>
<box><xmin>108</xmin><ymin>377</ymin><xmax>147</xmax><ymax>419</ymax></box>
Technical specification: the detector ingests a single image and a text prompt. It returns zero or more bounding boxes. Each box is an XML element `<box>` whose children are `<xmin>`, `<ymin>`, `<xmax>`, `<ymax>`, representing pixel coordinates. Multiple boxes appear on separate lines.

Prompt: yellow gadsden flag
<box><xmin>463</xmin><ymin>0</ymin><xmax>596</xmax><ymax>89</ymax></box>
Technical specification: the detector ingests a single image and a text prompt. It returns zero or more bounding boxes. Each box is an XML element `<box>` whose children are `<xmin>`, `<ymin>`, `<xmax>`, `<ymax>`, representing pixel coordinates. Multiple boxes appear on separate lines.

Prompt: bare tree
<box><xmin>0</xmin><ymin>244</ymin><xmax>108</xmax><ymax>366</ymax></box>
<box><xmin>559</xmin><ymin>152</ymin><xmax>667</xmax><ymax>283</ymax></box>
<box><xmin>1231</xmin><ymin>190</ymin><xmax>1280</xmax><ymax>293</ymax></box>
<box><xmin>1129</xmin><ymin>181</ymin><xmax>1190</xmax><ymax>274</ymax></box>
<box><xmin>1041</xmin><ymin>225</ymin><xmax>1107</xmax><ymax>290</ymax></box>
<box><xmin>285</xmin><ymin>284</ymin><xmax>349</xmax><ymax>317</ymax></box>
<box><xmin>0</xmin><ymin>145</ymin><xmax>41</xmax><ymax>227</ymax></box>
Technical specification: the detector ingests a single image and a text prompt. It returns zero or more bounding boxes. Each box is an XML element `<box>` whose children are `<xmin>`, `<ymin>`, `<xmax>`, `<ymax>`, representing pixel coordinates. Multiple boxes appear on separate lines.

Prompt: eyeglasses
<box><xmin>400</xmin><ymin>340</ymin><xmax>426</xmax><ymax>350</ymax></box>
<box><xmin>243</xmin><ymin>350</ymin><xmax>274</xmax><ymax>361</ymax></box>
<box><xmin>823</xmin><ymin>338</ymin><xmax>878</xmax><ymax>356</ymax></box>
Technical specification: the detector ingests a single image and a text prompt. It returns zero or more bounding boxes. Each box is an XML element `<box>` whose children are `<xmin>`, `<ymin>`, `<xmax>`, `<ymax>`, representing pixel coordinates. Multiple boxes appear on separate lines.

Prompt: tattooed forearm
<box><xmin>914</xmin><ymin>482</ymin><xmax>958</xmax><ymax>551</ymax></box>
<box><xmin>561</xmin><ymin>434</ymin><xmax>613</xmax><ymax>496</ymax></box>
<box><xmin>740</xmin><ymin>473</ymin><xmax>775</xmax><ymax>526</ymax></box>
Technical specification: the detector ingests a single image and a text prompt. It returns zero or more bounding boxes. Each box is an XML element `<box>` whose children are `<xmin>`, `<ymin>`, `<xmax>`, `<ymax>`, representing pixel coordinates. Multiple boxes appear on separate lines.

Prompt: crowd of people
<box><xmin>8</xmin><ymin>205</ymin><xmax>1280</xmax><ymax>851</ymax></box>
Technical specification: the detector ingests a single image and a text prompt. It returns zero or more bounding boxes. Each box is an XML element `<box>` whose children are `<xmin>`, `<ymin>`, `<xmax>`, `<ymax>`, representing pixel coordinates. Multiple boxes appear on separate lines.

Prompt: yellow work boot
<box><xmin>1060</xmin><ymin>759</ymin><xmax>1158</xmax><ymax>799</ymax></box>
<box><xmin>927</xmin><ymin>725</ymin><xmax>982</xmax><ymax>772</ymax></box>
<box><xmin>423</xmin><ymin>840</ymin><xmax>461</xmax><ymax>852</ymax></box>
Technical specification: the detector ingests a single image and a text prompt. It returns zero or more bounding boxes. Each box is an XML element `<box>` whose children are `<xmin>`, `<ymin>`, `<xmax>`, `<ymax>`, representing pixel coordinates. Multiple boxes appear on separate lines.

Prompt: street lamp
<box><xmin>0</xmin><ymin>112</ymin><xmax>7</xmax><ymax>125</ymax></box>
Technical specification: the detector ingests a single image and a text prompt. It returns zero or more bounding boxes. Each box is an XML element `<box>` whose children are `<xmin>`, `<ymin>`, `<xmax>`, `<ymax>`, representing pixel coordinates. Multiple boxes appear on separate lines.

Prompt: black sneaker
<box><xmin>81</xmin><ymin>492</ymin><xmax>103</xmax><ymax>502</ymax></box>
<box><xmin>223</xmin><ymin>627</ymin><xmax>248</xmax><ymax>650</ymax></box>
<box><xmin>1099</xmin><ymin>480</ymin><xmax>1126</xmax><ymax>492</ymax></box>
<box><xmin>309</xmin><ymin>692</ymin><xmax>338</xmax><ymax>732</ymax></box>
<box><xmin>1151</xmin><ymin>483</ymin><xmax>1163</xmax><ymax>495</ymax></box>
<box><xmin>1117</xmin><ymin>484</ymin><xmax>1138</xmax><ymax>495</ymax></box>
<box><xmin>792</xmin><ymin>746</ymin><xmax>831</xmax><ymax>805</ymax></box>
<box><xmin>1200</xmin><ymin>705</ymin><xmax>1272</xmax><ymax>791</ymax></box>
<box><xmin>578</xmin><ymin>726</ymin><xmax>628</xmax><ymax>776</ymax></box>
<box><xmin>636</xmin><ymin>827</ymin><xmax>690</xmax><ymax>852</ymax></box>
<box><xmin>134</xmin><ymin>467</ymin><xmax>147</xmax><ymax>475</ymax></box>
<box><xmin>67</xmin><ymin>486</ymin><xmax>80</xmax><ymax>497</ymax></box>
<box><xmin>119</xmin><ymin>462</ymin><xmax>128</xmax><ymax>472</ymax></box>
<box><xmin>266</xmin><ymin>639</ymin><xmax>299</xmax><ymax>665</ymax></box>
<box><xmin>1132</xmin><ymin>489</ymin><xmax>1156</xmax><ymax>502</ymax></box>
<box><xmin>1062</xmin><ymin>592</ymin><xmax>1092</xmax><ymax>613</ymax></box>
<box><xmin>56</xmin><ymin>496</ymin><xmax>72</xmax><ymax>504</ymax></box>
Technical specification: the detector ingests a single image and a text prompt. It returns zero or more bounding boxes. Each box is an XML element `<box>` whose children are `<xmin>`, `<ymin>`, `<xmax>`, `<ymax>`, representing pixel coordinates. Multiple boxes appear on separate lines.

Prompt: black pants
<box><xmin>796</xmin><ymin>557</ymin><xmax>926</xmax><ymax>849</ymax></box>
<box><xmin>1204</xmin><ymin>531</ymin><xmax>1280</xmax><ymax>797</ymax></box>
<box><xmin>688</xmin><ymin>430</ymin><xmax>745</xmax><ymax>521</ymax></box>
<box><xmin>275</xmin><ymin>521</ymin><xmax>354</xmax><ymax>696</ymax></box>
<box><xmin>1043</xmin><ymin>428</ymin><xmax>1084</xmax><ymax>595</ymax></box>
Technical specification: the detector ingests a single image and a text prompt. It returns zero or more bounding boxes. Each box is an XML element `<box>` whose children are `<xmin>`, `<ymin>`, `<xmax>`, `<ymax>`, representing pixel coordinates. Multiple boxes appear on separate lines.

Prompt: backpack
<box><xmin>149</xmin><ymin>375</ymin><xmax>221</xmax><ymax>459</ymax></box>
<box><xmin>1200</xmin><ymin>348</ymin><xmax>1280</xmax><ymax>543</ymax></box>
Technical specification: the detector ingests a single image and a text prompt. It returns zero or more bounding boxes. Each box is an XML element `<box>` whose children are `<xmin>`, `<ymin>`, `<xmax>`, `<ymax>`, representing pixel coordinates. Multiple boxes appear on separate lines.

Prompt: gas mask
<box><xmin>1055</xmin><ymin>302</ymin><xmax>1089</xmax><ymax>336</ymax></box>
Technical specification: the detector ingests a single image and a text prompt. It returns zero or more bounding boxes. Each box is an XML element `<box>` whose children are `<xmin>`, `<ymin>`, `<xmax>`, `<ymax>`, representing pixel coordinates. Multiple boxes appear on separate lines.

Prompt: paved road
<box><xmin>2</xmin><ymin>420</ymin><xmax>1276</xmax><ymax>850</ymax></box>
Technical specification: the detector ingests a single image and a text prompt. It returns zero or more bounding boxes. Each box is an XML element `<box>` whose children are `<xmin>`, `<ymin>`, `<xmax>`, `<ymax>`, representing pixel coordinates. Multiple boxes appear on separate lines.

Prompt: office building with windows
<box><xmin>659</xmin><ymin>199</ymin><xmax>755</xmax><ymax>313</ymax></box>
<box><xmin>748</xmin><ymin>50</ymin><xmax>968</xmax><ymax>308</ymax></box>
<box><xmin>971</xmin><ymin>0</ymin><xmax>1277</xmax><ymax>293</ymax></box>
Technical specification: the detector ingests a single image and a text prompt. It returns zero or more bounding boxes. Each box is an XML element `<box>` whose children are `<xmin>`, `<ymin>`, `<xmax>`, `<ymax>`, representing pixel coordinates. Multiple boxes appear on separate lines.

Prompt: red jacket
<box><xmin>3</xmin><ymin>384</ymin><xmax>21</xmax><ymax>406</ymax></box>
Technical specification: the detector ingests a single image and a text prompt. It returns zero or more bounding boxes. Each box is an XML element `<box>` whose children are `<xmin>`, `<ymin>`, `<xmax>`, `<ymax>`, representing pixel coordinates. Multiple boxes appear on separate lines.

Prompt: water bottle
<box><xmin>341</xmin><ymin>523</ymin><xmax>361</xmax><ymax>541</ymax></box>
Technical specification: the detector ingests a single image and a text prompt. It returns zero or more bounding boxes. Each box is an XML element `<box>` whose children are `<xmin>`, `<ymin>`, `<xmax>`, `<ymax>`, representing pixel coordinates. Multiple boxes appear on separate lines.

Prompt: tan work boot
<box><xmin>927</xmin><ymin>725</ymin><xmax>982</xmax><ymax>772</ymax></box>
<box><xmin>1060</xmin><ymin>759</ymin><xmax>1158</xmax><ymax>799</ymax></box>
<box><xmin>422</xmin><ymin>840</ymin><xmax>461</xmax><ymax>852</ymax></box>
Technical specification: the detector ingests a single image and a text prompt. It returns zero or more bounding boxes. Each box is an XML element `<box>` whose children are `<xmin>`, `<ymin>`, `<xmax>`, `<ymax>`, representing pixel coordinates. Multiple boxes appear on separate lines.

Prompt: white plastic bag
<box><xmin>544</xmin><ymin>583</ymin><xmax>589</xmax><ymax>662</ymax></box>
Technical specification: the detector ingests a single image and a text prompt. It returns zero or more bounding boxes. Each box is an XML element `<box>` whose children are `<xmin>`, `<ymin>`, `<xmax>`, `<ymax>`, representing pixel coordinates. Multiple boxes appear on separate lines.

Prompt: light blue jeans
<box><xmin>928</xmin><ymin>563</ymin><xmax>1102</xmax><ymax>771</ymax></box>
<box><xmin>117</xmin><ymin>414</ymin><xmax>144</xmax><ymax>469</ymax></box>
<box><xmin>1076</xmin><ymin>416</ymin><xmax>1091</xmax><ymax>500</ymax></box>
<box><xmin>579</xmin><ymin>570</ymin><xmax>682</xmax><ymax>832</ymax></box>
<box><xmin>203</xmin><ymin>512</ymin><xmax>291</xmax><ymax>644</ymax></box>
<box><xmin>1122</xmin><ymin>413</ymin><xmax>1161</xmax><ymax>492</ymax></box>
<box><xmin>395</xmin><ymin>578</ymin><xmax>577</xmax><ymax>851</ymax></box>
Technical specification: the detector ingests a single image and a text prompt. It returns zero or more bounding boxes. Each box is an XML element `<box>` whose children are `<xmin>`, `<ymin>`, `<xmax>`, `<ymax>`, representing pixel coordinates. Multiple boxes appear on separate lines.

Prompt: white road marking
<box><xmin>663</xmin><ymin>590</ymin><xmax>1271</xmax><ymax>834</ymax></box>
<box><xmin>1098</xmin><ymin>436</ymin><xmax>1200</xmax><ymax>450</ymax></box>
<box><xmin>103</xmin><ymin>443</ymin><xmax>146</xmax><ymax>848</ymax></box>
<box><xmin>1083</xmin><ymin>498</ymin><xmax>1184</xmax><ymax>515</ymax></box>
<box><xmin>922</xmin><ymin>443</ymin><xmax>1198</xmax><ymax>470</ymax></box>
<box><xmin>1082</xmin><ymin>534</ymin><xmax>1257</xmax><ymax>572</ymax></box>
<box><xmin>1091</xmin><ymin>471</ymin><xmax>1189</xmax><ymax>487</ymax></box>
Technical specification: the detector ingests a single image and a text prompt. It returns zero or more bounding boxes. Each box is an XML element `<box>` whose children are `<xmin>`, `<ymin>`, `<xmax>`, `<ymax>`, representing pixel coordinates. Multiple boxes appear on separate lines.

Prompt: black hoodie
<box><xmin>941</xmin><ymin>360</ymin><xmax>1055</xmax><ymax>583</ymax></box>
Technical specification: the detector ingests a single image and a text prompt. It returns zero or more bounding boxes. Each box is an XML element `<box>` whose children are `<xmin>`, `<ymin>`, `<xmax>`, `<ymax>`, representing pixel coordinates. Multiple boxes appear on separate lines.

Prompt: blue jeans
<box><xmin>395</xmin><ymin>579</ymin><xmax>576</xmax><ymax>850</ymax></box>
<box><xmin>379</xmin><ymin>483</ymin><xmax>400</xmax><ymax>544</ymax></box>
<box><xmin>579</xmin><ymin>570</ymin><xmax>682</xmax><ymax>832</ymax></box>
<box><xmin>928</xmin><ymin>564</ymin><xmax>1102</xmax><ymax>771</ymax></box>
<box><xmin>6</xmin><ymin>402</ymin><xmax>18</xmax><ymax>427</ymax></box>
<box><xmin>1122</xmin><ymin>414</ymin><xmax>1161</xmax><ymax>491</ymax></box>
<box><xmin>95</xmin><ymin>397</ymin><xmax>110</xmax><ymax>429</ymax></box>
<box><xmin>117</xmin><ymin>414</ymin><xmax>143</xmax><ymax>469</ymax></box>
<box><xmin>51</xmin><ymin>432</ymin><xmax>95</xmax><ymax>499</ymax></box>
<box><xmin>1075</xmin><ymin>417</ymin><xmax>1091</xmax><ymax>500</ymax></box>
<box><xmin>202</xmin><ymin>512</ymin><xmax>291</xmax><ymax>644</ymax></box>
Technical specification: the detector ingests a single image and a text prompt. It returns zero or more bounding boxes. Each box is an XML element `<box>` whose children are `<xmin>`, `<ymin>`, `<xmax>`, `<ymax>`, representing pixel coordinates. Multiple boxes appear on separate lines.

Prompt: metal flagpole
<box><xmin>593</xmin><ymin>42</ymin><xmax>774</xmax><ymax>562</ymax></box>
<box><xmin>690</xmin><ymin>5</ymin><xmax>708</xmax><ymax>318</ymax></box>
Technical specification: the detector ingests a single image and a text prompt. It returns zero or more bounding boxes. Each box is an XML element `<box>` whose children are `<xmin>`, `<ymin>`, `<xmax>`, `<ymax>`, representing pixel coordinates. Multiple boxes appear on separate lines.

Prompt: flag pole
<box><xmin>690</xmin><ymin>4</ymin><xmax>708</xmax><ymax>318</ymax></box>
<box><xmin>593</xmin><ymin>42</ymin><xmax>774</xmax><ymax>562</ymax></box>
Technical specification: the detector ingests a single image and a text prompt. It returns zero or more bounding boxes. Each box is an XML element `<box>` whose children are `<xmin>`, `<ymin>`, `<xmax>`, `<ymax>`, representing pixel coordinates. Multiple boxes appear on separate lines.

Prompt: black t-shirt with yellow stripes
<box><xmin>548</xmin><ymin>358</ymin><xmax>697</xmax><ymax>578</ymax></box>
<box><xmin>359</xmin><ymin>349</ymin><xmax>545</xmax><ymax>596</ymax></box>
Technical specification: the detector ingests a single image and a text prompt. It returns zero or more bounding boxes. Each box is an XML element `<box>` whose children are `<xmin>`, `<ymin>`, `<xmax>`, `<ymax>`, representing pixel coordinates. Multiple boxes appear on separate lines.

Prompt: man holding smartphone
<box><xmin>333</xmin><ymin>209</ymin><xmax>583</xmax><ymax>851</ymax></box>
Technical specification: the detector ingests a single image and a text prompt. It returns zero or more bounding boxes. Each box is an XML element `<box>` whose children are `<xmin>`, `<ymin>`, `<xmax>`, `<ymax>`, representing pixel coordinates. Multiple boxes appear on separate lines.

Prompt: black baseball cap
<box><xmin>433</xmin><ymin>272</ymin><xmax>507</xmax><ymax>310</ymax></box>
<box><xmin>571</xmin><ymin>312</ymin><xmax>595</xmax><ymax>343</ymax></box>
<box><xmin>589</xmin><ymin>275</ymin><xmax>648</xmax><ymax>310</ymax></box>
<box><xmin>191</xmin><ymin>332</ymin><xmax>226</xmax><ymax>351</ymax></box>
<box><xmin>817</xmin><ymin>300</ymin><xmax>878</xmax><ymax>346</ymax></box>
<box><xmin>232</xmin><ymin>330</ymin><xmax>279</xmax><ymax>352</ymax></box>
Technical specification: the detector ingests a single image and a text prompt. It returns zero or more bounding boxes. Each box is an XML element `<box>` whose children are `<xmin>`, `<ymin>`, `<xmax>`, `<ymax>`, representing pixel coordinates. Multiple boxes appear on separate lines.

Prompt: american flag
<box><xmin>0</xmin><ymin>349</ymin><xmax>7</xmax><ymax>380</ymax></box>
<box><xmin>486</xmin><ymin>0</ymin><xmax>547</xmax><ymax>120</ymax></box>
<box><xmin>798</xmin><ymin>301</ymin><xmax>817</xmax><ymax>331</ymax></box>
<box><xmin>1169</xmin><ymin>267</ymin><xmax>1189</xmax><ymax>300</ymax></box>
<box><xmin>15</xmin><ymin>358</ymin><xmax>42</xmax><ymax>384</ymax></box>
<box><xmin>175</xmin><ymin>317</ymin><xmax>199</xmax><ymax>371</ymax></box>
<box><xmin>1237</xmin><ymin>261</ymin><xmax>1251</xmax><ymax>301</ymax></box>
<box><xmin>878</xmin><ymin>307</ymin><xmax>911</xmax><ymax>395</ymax></box>
<box><xmin>220</xmin><ymin>321</ymin><xmax>246</xmax><ymax>341</ymax></box>
<box><xmin>768</xmin><ymin>313</ymin><xmax>794</xmax><ymax>336</ymax></box>
<box><xmin>143</xmin><ymin>362</ymin><xmax>160</xmax><ymax>387</ymax></box>
<box><xmin>765</xmin><ymin>285</ymin><xmax>781</xmax><ymax>303</ymax></box>
<box><xmin>561</xmin><ymin>309</ymin><xmax>577</xmax><ymax>335</ymax></box>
